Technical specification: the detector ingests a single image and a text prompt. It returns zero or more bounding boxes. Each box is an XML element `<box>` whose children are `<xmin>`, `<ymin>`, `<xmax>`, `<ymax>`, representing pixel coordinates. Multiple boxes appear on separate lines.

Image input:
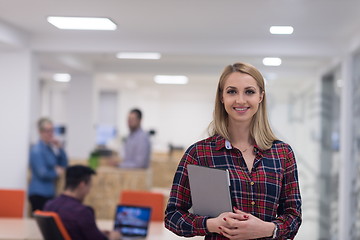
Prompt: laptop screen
<box><xmin>113</xmin><ymin>205</ymin><xmax>152</xmax><ymax>237</ymax></box>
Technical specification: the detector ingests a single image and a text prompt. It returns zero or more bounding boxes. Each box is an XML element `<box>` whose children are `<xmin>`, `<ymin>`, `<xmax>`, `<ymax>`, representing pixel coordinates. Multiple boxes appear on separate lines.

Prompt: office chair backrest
<box><xmin>0</xmin><ymin>189</ymin><xmax>25</xmax><ymax>218</ymax></box>
<box><xmin>120</xmin><ymin>190</ymin><xmax>164</xmax><ymax>221</ymax></box>
<box><xmin>33</xmin><ymin>210</ymin><xmax>72</xmax><ymax>240</ymax></box>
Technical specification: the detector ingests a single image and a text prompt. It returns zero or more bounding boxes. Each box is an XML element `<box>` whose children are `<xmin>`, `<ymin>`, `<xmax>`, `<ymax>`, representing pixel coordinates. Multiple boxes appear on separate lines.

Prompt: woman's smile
<box><xmin>233</xmin><ymin>106</ymin><xmax>250</xmax><ymax>113</ymax></box>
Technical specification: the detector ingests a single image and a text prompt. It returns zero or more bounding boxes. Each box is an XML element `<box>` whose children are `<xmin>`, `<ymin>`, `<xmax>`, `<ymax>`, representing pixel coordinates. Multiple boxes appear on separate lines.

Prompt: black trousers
<box><xmin>29</xmin><ymin>195</ymin><xmax>53</xmax><ymax>212</ymax></box>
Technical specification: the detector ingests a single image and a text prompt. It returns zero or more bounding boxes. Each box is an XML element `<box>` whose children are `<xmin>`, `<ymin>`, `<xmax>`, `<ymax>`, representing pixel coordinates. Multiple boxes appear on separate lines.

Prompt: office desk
<box><xmin>0</xmin><ymin>218</ymin><xmax>37</xmax><ymax>240</ymax></box>
<box><xmin>0</xmin><ymin>218</ymin><xmax>204</xmax><ymax>240</ymax></box>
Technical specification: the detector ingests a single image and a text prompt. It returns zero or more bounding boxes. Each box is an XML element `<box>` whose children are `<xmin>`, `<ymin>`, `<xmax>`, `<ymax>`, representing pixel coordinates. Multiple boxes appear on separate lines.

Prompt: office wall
<box><xmin>40</xmin><ymin>74</ymin><xmax>96</xmax><ymax>160</ymax></box>
<box><xmin>66</xmin><ymin>74</ymin><xmax>96</xmax><ymax>160</ymax></box>
<box><xmin>116</xmin><ymin>83</ymin><xmax>216</xmax><ymax>152</ymax></box>
<box><xmin>41</xmin><ymin>75</ymin><xmax>218</xmax><ymax>158</ymax></box>
<box><xmin>0</xmin><ymin>51</ymin><xmax>36</xmax><ymax>190</ymax></box>
<box><xmin>40</xmin><ymin>80</ymin><xmax>68</xmax><ymax>128</ymax></box>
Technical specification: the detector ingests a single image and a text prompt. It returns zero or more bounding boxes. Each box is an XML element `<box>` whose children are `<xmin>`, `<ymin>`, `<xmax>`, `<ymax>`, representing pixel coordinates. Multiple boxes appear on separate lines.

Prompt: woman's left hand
<box><xmin>219</xmin><ymin>208</ymin><xmax>276</xmax><ymax>240</ymax></box>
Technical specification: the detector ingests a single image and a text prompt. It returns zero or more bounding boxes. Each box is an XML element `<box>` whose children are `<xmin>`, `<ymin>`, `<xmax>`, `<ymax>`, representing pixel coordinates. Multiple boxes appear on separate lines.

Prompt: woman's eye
<box><xmin>227</xmin><ymin>90</ymin><xmax>237</xmax><ymax>94</ymax></box>
<box><xmin>245</xmin><ymin>90</ymin><xmax>255</xmax><ymax>94</ymax></box>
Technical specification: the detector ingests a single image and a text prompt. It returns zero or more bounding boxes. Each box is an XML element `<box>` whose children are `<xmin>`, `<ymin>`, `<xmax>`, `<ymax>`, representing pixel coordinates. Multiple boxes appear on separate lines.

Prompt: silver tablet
<box><xmin>187</xmin><ymin>164</ymin><xmax>233</xmax><ymax>217</ymax></box>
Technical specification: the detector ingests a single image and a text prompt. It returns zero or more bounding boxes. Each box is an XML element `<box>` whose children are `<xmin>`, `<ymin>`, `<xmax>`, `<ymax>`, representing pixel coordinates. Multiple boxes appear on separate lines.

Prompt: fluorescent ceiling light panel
<box><xmin>270</xmin><ymin>26</ymin><xmax>294</xmax><ymax>35</ymax></box>
<box><xmin>116</xmin><ymin>52</ymin><xmax>161</xmax><ymax>60</ymax></box>
<box><xmin>47</xmin><ymin>16</ymin><xmax>117</xmax><ymax>30</ymax></box>
<box><xmin>53</xmin><ymin>73</ymin><xmax>71</xmax><ymax>82</ymax></box>
<box><xmin>263</xmin><ymin>57</ymin><xmax>282</xmax><ymax>66</ymax></box>
<box><xmin>154</xmin><ymin>75</ymin><xmax>188</xmax><ymax>84</ymax></box>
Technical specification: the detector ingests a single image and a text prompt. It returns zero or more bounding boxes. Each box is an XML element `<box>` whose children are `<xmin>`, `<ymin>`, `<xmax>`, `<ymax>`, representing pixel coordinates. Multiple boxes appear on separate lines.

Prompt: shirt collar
<box><xmin>214</xmin><ymin>135</ymin><xmax>227</xmax><ymax>151</ymax></box>
<box><xmin>253</xmin><ymin>144</ymin><xmax>262</xmax><ymax>155</ymax></box>
<box><xmin>225</xmin><ymin>139</ymin><xmax>232</xmax><ymax>149</ymax></box>
<box><xmin>214</xmin><ymin>134</ymin><xmax>264</xmax><ymax>155</ymax></box>
<box><xmin>61</xmin><ymin>194</ymin><xmax>82</xmax><ymax>203</ymax></box>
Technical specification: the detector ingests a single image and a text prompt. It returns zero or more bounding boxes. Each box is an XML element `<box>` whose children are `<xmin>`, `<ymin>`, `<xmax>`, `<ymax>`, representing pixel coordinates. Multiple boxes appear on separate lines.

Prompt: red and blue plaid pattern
<box><xmin>165</xmin><ymin>134</ymin><xmax>302</xmax><ymax>240</ymax></box>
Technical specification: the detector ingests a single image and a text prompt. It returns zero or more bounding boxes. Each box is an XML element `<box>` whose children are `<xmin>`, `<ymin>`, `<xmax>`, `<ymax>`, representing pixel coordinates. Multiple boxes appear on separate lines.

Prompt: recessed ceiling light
<box><xmin>53</xmin><ymin>73</ymin><xmax>71</xmax><ymax>82</ymax></box>
<box><xmin>263</xmin><ymin>57</ymin><xmax>282</xmax><ymax>66</ymax></box>
<box><xmin>154</xmin><ymin>75</ymin><xmax>188</xmax><ymax>84</ymax></box>
<box><xmin>47</xmin><ymin>16</ymin><xmax>117</xmax><ymax>30</ymax></box>
<box><xmin>269</xmin><ymin>26</ymin><xmax>294</xmax><ymax>35</ymax></box>
<box><xmin>116</xmin><ymin>52</ymin><xmax>161</xmax><ymax>60</ymax></box>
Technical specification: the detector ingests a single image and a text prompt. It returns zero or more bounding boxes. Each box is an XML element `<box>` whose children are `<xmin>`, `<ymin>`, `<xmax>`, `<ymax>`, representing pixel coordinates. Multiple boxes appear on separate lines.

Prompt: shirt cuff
<box><xmin>195</xmin><ymin>216</ymin><xmax>210</xmax><ymax>235</ymax></box>
<box><xmin>271</xmin><ymin>221</ymin><xmax>281</xmax><ymax>238</ymax></box>
<box><xmin>272</xmin><ymin>223</ymin><xmax>278</xmax><ymax>239</ymax></box>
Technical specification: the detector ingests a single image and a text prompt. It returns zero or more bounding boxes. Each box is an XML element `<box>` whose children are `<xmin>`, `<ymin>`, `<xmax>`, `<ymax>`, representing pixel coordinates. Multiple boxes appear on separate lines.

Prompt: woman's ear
<box><xmin>259</xmin><ymin>91</ymin><xmax>264</xmax><ymax>103</ymax></box>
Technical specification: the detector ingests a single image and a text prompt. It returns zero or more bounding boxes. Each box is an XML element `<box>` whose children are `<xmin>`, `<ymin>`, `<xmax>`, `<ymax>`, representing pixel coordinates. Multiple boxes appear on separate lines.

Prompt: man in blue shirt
<box><xmin>120</xmin><ymin>109</ymin><xmax>151</xmax><ymax>169</ymax></box>
<box><xmin>28</xmin><ymin>117</ymin><xmax>68</xmax><ymax>212</ymax></box>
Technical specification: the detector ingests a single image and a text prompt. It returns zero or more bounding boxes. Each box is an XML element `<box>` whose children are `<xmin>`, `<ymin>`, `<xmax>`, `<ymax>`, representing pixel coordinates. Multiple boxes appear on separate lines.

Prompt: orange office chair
<box><xmin>0</xmin><ymin>189</ymin><xmax>25</xmax><ymax>218</ymax></box>
<box><xmin>33</xmin><ymin>210</ymin><xmax>72</xmax><ymax>240</ymax></box>
<box><xmin>119</xmin><ymin>190</ymin><xmax>165</xmax><ymax>221</ymax></box>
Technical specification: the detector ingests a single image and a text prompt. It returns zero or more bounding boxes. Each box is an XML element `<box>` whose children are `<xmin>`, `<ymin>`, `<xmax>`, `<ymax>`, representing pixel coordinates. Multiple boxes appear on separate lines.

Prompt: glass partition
<box><xmin>352</xmin><ymin>51</ymin><xmax>360</xmax><ymax>239</ymax></box>
<box><xmin>319</xmin><ymin>67</ymin><xmax>341</xmax><ymax>240</ymax></box>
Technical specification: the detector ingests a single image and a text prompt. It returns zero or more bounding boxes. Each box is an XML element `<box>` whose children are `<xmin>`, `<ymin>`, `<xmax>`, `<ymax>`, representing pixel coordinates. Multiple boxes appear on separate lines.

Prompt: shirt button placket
<box><xmin>249</xmin><ymin>180</ymin><xmax>255</xmax><ymax>209</ymax></box>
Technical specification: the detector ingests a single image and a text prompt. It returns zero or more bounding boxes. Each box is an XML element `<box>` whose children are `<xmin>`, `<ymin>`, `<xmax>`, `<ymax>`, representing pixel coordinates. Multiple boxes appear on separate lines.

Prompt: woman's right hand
<box><xmin>206</xmin><ymin>210</ymin><xmax>249</xmax><ymax>235</ymax></box>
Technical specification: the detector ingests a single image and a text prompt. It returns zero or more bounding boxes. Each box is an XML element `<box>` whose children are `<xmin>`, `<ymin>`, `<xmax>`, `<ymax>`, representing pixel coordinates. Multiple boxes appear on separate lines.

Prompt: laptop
<box><xmin>113</xmin><ymin>205</ymin><xmax>152</xmax><ymax>240</ymax></box>
<box><xmin>187</xmin><ymin>164</ymin><xmax>233</xmax><ymax>217</ymax></box>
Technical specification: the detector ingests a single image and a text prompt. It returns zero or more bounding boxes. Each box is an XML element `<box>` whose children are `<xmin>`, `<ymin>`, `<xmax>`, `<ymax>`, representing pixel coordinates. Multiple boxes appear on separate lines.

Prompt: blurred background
<box><xmin>0</xmin><ymin>1</ymin><xmax>359</xmax><ymax>239</ymax></box>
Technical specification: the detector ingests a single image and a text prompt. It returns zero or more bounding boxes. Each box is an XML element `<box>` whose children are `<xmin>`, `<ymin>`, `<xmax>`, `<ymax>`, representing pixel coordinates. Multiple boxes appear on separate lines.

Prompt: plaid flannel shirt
<box><xmin>165</xmin><ymin>134</ymin><xmax>302</xmax><ymax>240</ymax></box>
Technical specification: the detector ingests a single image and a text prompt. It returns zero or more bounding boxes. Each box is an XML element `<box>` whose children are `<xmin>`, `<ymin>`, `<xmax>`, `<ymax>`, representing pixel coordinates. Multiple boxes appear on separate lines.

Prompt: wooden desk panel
<box><xmin>83</xmin><ymin>167</ymin><xmax>151</xmax><ymax>219</ymax></box>
<box><xmin>56</xmin><ymin>166</ymin><xmax>152</xmax><ymax>219</ymax></box>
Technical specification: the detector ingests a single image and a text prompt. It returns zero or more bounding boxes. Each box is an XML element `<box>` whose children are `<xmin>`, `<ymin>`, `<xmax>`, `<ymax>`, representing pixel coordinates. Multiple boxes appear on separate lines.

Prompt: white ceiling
<box><xmin>1</xmin><ymin>0</ymin><xmax>360</xmax><ymax>85</ymax></box>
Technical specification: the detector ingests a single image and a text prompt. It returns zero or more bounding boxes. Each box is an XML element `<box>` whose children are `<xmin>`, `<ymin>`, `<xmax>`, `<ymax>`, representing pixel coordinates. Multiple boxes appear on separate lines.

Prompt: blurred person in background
<box><xmin>45</xmin><ymin>165</ymin><xmax>121</xmax><ymax>240</ymax></box>
<box><xmin>28</xmin><ymin>117</ymin><xmax>68</xmax><ymax>211</ymax></box>
<box><xmin>119</xmin><ymin>108</ymin><xmax>151</xmax><ymax>169</ymax></box>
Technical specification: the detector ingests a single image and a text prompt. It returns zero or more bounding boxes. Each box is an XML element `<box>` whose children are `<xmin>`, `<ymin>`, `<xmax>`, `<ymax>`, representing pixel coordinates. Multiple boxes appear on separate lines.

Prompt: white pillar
<box><xmin>0</xmin><ymin>50</ymin><xmax>38</xmax><ymax>190</ymax></box>
<box><xmin>339</xmin><ymin>56</ymin><xmax>353</xmax><ymax>240</ymax></box>
<box><xmin>66</xmin><ymin>74</ymin><xmax>95</xmax><ymax>160</ymax></box>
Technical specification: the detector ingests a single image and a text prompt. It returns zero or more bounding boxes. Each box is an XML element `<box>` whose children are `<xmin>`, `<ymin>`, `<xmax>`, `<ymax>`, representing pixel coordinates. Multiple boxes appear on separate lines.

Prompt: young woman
<box><xmin>165</xmin><ymin>62</ymin><xmax>302</xmax><ymax>239</ymax></box>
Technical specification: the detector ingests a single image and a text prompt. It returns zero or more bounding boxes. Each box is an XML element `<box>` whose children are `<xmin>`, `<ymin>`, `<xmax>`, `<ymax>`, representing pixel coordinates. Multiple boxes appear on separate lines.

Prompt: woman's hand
<box><xmin>206</xmin><ymin>210</ymin><xmax>249</xmax><ymax>235</ymax></box>
<box><xmin>219</xmin><ymin>208</ymin><xmax>276</xmax><ymax>240</ymax></box>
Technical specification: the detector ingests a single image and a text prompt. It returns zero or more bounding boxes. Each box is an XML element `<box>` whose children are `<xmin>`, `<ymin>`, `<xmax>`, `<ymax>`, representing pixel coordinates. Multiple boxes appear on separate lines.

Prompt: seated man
<box><xmin>44</xmin><ymin>165</ymin><xmax>121</xmax><ymax>240</ymax></box>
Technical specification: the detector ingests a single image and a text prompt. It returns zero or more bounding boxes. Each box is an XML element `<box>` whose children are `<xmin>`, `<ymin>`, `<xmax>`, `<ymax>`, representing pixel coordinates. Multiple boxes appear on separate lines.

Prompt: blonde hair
<box><xmin>208</xmin><ymin>62</ymin><xmax>277</xmax><ymax>150</ymax></box>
